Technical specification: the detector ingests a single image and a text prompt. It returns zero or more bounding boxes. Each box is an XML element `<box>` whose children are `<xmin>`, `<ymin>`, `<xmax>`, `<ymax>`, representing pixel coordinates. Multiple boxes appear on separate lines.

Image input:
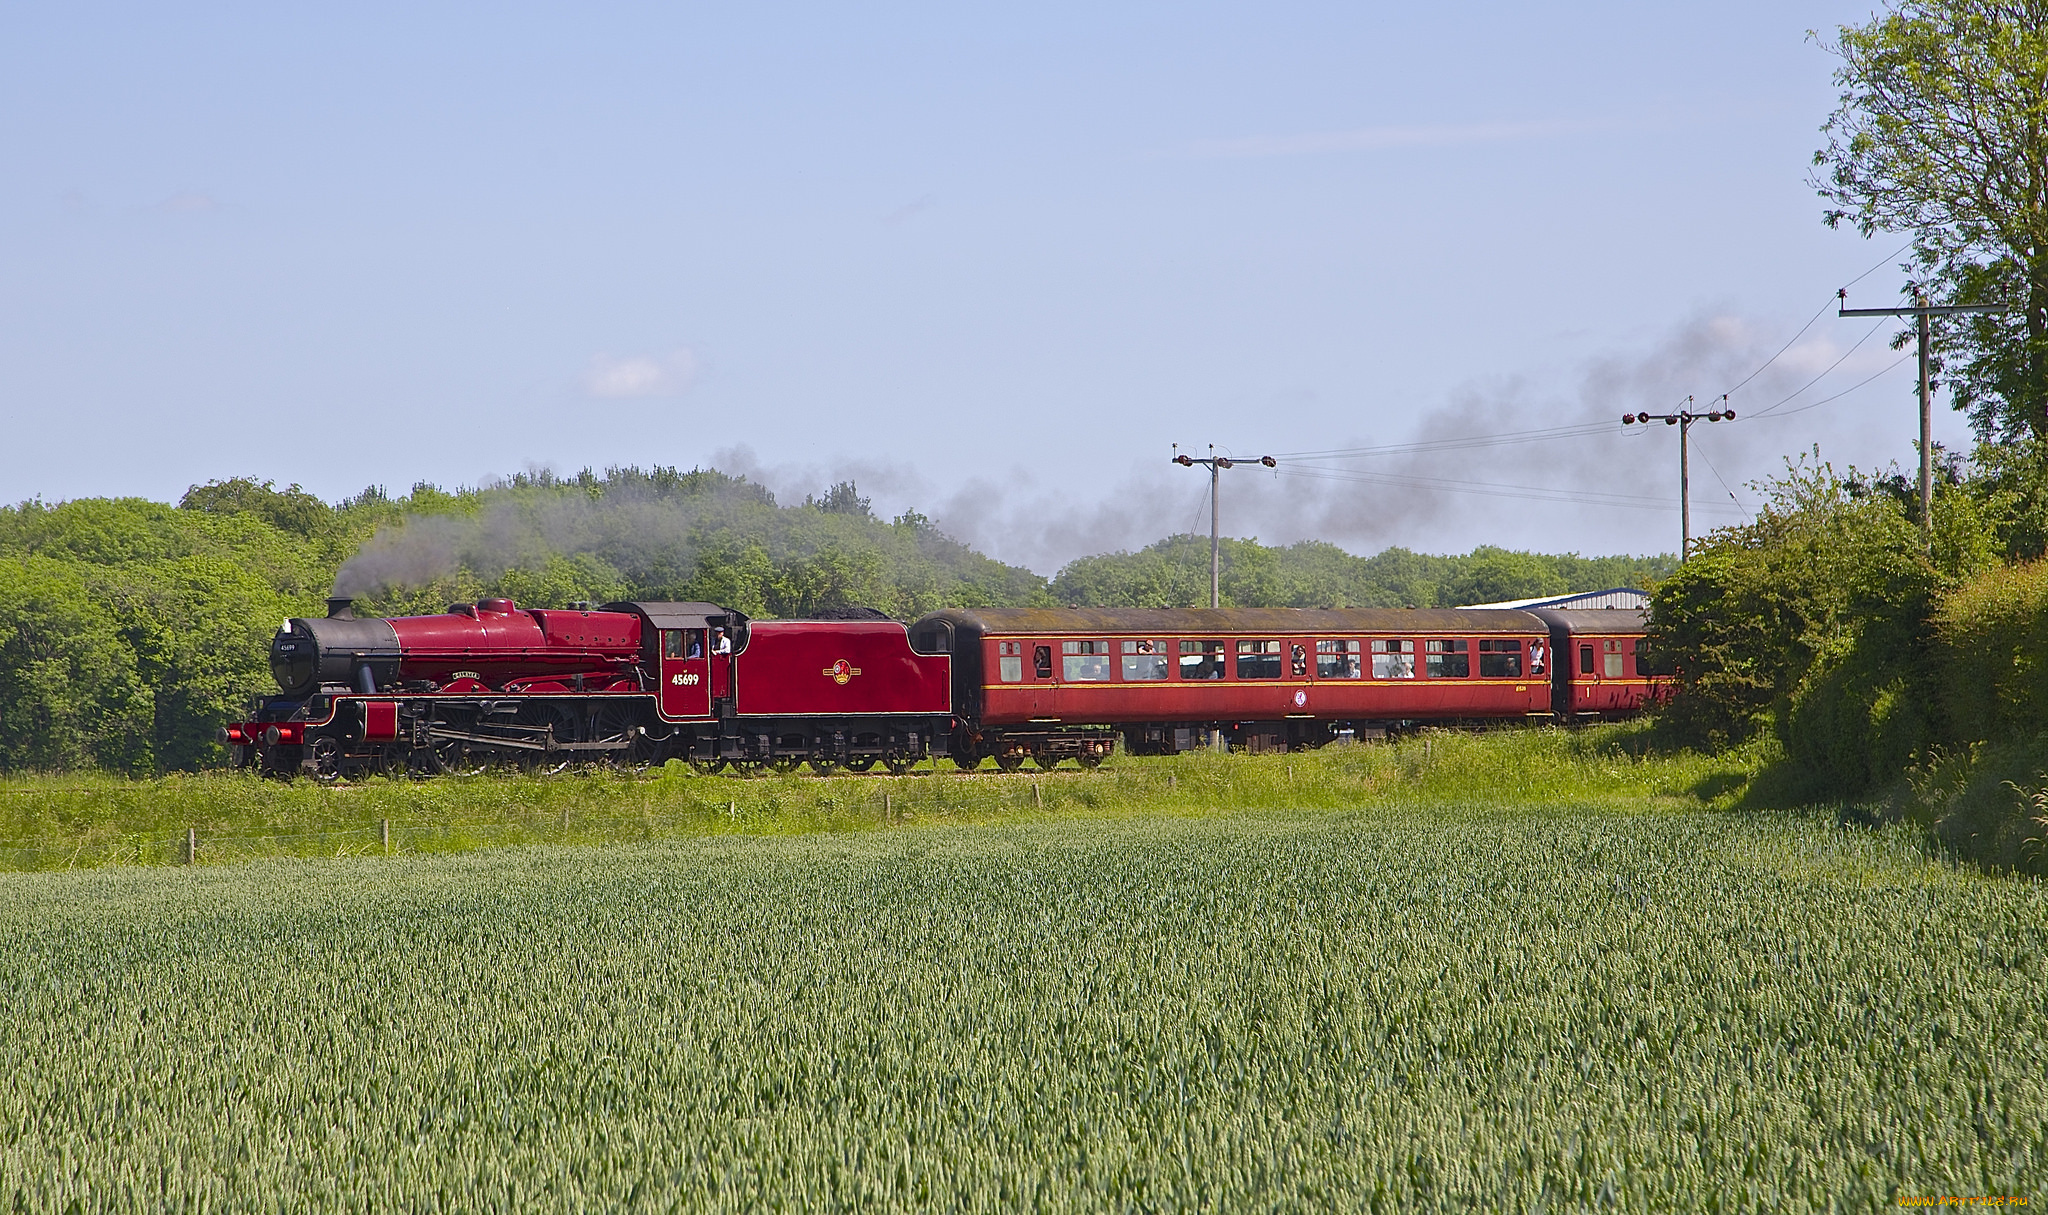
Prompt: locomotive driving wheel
<box><xmin>591</xmin><ymin>702</ymin><xmax>655</xmax><ymax>769</ymax></box>
<box><xmin>688</xmin><ymin>757</ymin><xmax>728</xmax><ymax>775</ymax></box>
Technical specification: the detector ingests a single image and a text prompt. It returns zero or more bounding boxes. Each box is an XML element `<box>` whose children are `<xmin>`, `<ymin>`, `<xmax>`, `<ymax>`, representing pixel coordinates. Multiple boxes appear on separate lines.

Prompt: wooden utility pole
<box><xmin>1172</xmin><ymin>445</ymin><xmax>1278</xmax><ymax>607</ymax></box>
<box><xmin>1838</xmin><ymin>289</ymin><xmax>2008</xmax><ymax>550</ymax></box>
<box><xmin>1623</xmin><ymin>398</ymin><xmax>1733</xmax><ymax>560</ymax></box>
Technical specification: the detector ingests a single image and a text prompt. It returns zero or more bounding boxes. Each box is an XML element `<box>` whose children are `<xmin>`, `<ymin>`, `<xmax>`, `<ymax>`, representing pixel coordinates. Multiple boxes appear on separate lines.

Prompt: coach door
<box><xmin>659</xmin><ymin>628</ymin><xmax>712</xmax><ymax>720</ymax></box>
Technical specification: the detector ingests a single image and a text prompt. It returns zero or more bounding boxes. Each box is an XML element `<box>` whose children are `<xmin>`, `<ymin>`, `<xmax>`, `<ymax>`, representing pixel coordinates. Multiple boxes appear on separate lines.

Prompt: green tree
<box><xmin>1813</xmin><ymin>0</ymin><xmax>2048</xmax><ymax>439</ymax></box>
<box><xmin>0</xmin><ymin>557</ymin><xmax>154</xmax><ymax>772</ymax></box>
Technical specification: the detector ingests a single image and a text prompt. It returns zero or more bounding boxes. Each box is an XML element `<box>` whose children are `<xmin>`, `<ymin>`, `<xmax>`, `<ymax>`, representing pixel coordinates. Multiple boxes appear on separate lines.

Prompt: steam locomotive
<box><xmin>227</xmin><ymin>596</ymin><xmax>1660</xmax><ymax>779</ymax></box>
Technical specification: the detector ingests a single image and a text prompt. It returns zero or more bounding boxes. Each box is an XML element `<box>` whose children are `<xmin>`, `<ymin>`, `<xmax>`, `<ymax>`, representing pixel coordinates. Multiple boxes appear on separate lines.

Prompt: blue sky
<box><xmin>1</xmin><ymin>2</ymin><xmax>1935</xmax><ymax>571</ymax></box>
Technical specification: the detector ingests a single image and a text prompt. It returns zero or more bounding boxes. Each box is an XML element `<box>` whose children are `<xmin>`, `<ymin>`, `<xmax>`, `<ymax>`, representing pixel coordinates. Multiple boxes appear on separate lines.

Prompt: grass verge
<box><xmin>0</xmin><ymin>723</ymin><xmax>1761</xmax><ymax>871</ymax></box>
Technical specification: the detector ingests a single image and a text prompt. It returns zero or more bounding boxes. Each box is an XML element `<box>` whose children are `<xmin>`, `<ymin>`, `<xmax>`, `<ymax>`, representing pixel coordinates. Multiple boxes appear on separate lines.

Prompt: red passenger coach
<box><xmin>1527</xmin><ymin>608</ymin><xmax>1669</xmax><ymax>717</ymax></box>
<box><xmin>909</xmin><ymin>607</ymin><xmax>1555</xmax><ymax>769</ymax></box>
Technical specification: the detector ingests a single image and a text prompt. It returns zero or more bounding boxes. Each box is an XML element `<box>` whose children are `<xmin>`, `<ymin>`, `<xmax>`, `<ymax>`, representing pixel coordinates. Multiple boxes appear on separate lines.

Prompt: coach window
<box><xmin>1477</xmin><ymin>638</ymin><xmax>1522</xmax><ymax>678</ymax></box>
<box><xmin>1634</xmin><ymin>638</ymin><xmax>1673</xmax><ymax>677</ymax></box>
<box><xmin>1317</xmin><ymin>639</ymin><xmax>1361</xmax><ymax>678</ymax></box>
<box><xmin>1062</xmin><ymin>639</ymin><xmax>1113</xmax><ymax>681</ymax></box>
<box><xmin>1180</xmin><ymin>640</ymin><xmax>1227</xmax><ymax>680</ymax></box>
<box><xmin>1033</xmin><ymin>645</ymin><xmax>1053</xmax><ymax>679</ymax></box>
<box><xmin>1236</xmin><ymin>640</ymin><xmax>1283</xmax><ymax>679</ymax></box>
<box><xmin>1579</xmin><ymin>644</ymin><xmax>1595</xmax><ymax>675</ymax></box>
<box><xmin>1122</xmin><ymin>640</ymin><xmax>1170</xmax><ymax>681</ymax></box>
<box><xmin>1371</xmin><ymin>639</ymin><xmax>1415</xmax><ymax>679</ymax></box>
<box><xmin>1603</xmin><ymin>638</ymin><xmax>1624</xmax><ymax>678</ymax></box>
<box><xmin>1425</xmin><ymin>639</ymin><xmax>1470</xmax><ymax>678</ymax></box>
<box><xmin>997</xmin><ymin>641</ymin><xmax>1024</xmax><ymax>683</ymax></box>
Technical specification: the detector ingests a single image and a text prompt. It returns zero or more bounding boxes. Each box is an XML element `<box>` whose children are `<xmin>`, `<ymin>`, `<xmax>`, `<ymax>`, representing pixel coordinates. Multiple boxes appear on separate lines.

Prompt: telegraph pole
<box><xmin>1172</xmin><ymin>445</ymin><xmax>1277</xmax><ymax>607</ymax></box>
<box><xmin>1837</xmin><ymin>289</ymin><xmax>2008</xmax><ymax>549</ymax></box>
<box><xmin>1623</xmin><ymin>398</ymin><xmax>1733</xmax><ymax>560</ymax></box>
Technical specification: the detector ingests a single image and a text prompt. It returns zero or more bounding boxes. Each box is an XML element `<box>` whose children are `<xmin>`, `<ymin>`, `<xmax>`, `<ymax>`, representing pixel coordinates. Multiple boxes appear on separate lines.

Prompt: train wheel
<box><xmin>951</xmin><ymin>754</ymin><xmax>983</xmax><ymax>771</ymax></box>
<box><xmin>310</xmin><ymin>737</ymin><xmax>343</xmax><ymax>782</ymax></box>
<box><xmin>1032</xmin><ymin>753</ymin><xmax>1062</xmax><ymax>771</ymax></box>
<box><xmin>883</xmin><ymin>755</ymin><xmax>916</xmax><ymax>776</ymax></box>
<box><xmin>688</xmin><ymin>757</ymin><xmax>727</xmax><ymax>775</ymax></box>
<box><xmin>808</xmin><ymin>757</ymin><xmax>839</xmax><ymax>776</ymax></box>
<box><xmin>842</xmin><ymin>756</ymin><xmax>876</xmax><ymax>773</ymax></box>
<box><xmin>768</xmin><ymin>756</ymin><xmax>802</xmax><ymax>775</ymax></box>
<box><xmin>1077</xmin><ymin>751</ymin><xmax>1105</xmax><ymax>770</ymax></box>
<box><xmin>994</xmin><ymin>752</ymin><xmax>1025</xmax><ymax>773</ymax></box>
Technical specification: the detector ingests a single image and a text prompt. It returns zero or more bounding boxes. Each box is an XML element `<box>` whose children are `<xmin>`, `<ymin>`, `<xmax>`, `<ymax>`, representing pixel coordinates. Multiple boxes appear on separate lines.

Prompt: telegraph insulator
<box><xmin>1260</xmin><ymin>456</ymin><xmax>1277</xmax><ymax>467</ymax></box>
<box><xmin>1707</xmin><ymin>411</ymin><xmax>1723</xmax><ymax>422</ymax></box>
<box><xmin>1622</xmin><ymin>414</ymin><xmax>1636</xmax><ymax>425</ymax></box>
<box><xmin>1665</xmin><ymin>416</ymin><xmax>1678</xmax><ymax>425</ymax></box>
<box><xmin>1724</xmin><ymin>408</ymin><xmax>1736</xmax><ymax>420</ymax></box>
<box><xmin>1215</xmin><ymin>457</ymin><xmax>1234</xmax><ymax>469</ymax></box>
<box><xmin>1173</xmin><ymin>454</ymin><xmax>1194</xmax><ymax>466</ymax></box>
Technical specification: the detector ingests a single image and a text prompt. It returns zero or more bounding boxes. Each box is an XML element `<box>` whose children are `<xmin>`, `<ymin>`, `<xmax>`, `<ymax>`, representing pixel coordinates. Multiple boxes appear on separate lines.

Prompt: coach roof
<box><xmin>925</xmin><ymin>607</ymin><xmax>1544</xmax><ymax>635</ymax></box>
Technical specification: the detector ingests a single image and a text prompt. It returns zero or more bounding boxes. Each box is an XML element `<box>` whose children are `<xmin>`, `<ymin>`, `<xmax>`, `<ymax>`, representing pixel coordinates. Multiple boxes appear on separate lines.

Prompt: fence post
<box><xmin>184</xmin><ymin>827</ymin><xmax>196</xmax><ymax>866</ymax></box>
<box><xmin>727</xmin><ymin>799</ymin><xmax>736</xmax><ymax>818</ymax></box>
<box><xmin>883</xmin><ymin>792</ymin><xmax>892</xmax><ymax>823</ymax></box>
<box><xmin>1168</xmin><ymin>773</ymin><xmax>1176</xmax><ymax>792</ymax></box>
<box><xmin>380</xmin><ymin>818</ymin><xmax>391</xmax><ymax>855</ymax></box>
<box><xmin>1032</xmin><ymin>782</ymin><xmax>1042</xmax><ymax>809</ymax></box>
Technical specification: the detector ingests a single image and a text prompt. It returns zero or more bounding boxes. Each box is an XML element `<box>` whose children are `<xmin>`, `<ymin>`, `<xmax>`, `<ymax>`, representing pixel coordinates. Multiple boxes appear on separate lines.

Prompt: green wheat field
<box><xmin>0</xmin><ymin>732</ymin><xmax>2042</xmax><ymax>1210</ymax></box>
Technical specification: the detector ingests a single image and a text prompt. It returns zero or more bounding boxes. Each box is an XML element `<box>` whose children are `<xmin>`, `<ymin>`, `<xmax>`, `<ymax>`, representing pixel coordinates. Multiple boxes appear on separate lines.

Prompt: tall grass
<box><xmin>0</xmin><ymin>725</ymin><xmax>1759</xmax><ymax>871</ymax></box>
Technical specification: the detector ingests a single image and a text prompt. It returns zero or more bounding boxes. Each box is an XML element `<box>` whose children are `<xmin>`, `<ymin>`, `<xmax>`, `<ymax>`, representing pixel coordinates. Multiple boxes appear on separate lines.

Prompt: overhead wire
<box><xmin>1252</xmin><ymin>240</ymin><xmax>1922</xmax><ymax>515</ymax></box>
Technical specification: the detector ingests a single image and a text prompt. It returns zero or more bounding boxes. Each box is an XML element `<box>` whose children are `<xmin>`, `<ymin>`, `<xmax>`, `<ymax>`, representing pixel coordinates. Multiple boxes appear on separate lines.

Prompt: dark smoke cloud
<box><xmin>329</xmin><ymin>474</ymin><xmax>780</xmax><ymax>597</ymax></box>
<box><xmin>332</xmin><ymin>311</ymin><xmax>1907</xmax><ymax>590</ymax></box>
<box><xmin>929</xmin><ymin>309</ymin><xmax>1906</xmax><ymax>571</ymax></box>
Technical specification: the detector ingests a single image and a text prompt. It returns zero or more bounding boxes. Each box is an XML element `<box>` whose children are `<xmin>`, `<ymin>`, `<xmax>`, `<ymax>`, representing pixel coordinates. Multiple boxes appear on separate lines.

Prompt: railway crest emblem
<box><xmin>1293</xmin><ymin>689</ymin><xmax>1308</xmax><ymax>708</ymax></box>
<box><xmin>824</xmin><ymin>659</ymin><xmax>862</xmax><ymax>685</ymax></box>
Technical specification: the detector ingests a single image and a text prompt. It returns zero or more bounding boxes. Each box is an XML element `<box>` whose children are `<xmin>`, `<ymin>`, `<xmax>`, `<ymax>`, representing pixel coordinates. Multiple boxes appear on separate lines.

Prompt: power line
<box><xmin>1746</xmin><ymin>351</ymin><xmax>1913</xmax><ymax>421</ymax></box>
<box><xmin>1745</xmin><ymin>316</ymin><xmax>1891</xmax><ymax>418</ymax></box>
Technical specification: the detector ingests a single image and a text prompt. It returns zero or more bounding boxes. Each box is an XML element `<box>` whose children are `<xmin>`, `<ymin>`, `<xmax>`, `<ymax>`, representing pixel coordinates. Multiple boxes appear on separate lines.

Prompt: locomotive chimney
<box><xmin>326</xmin><ymin>596</ymin><xmax>356</xmax><ymax>620</ymax></box>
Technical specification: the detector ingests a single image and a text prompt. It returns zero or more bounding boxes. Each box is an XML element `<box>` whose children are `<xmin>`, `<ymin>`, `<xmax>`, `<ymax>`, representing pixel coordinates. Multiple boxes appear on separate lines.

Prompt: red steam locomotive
<box><xmin>228</xmin><ymin>597</ymin><xmax>1661</xmax><ymax>779</ymax></box>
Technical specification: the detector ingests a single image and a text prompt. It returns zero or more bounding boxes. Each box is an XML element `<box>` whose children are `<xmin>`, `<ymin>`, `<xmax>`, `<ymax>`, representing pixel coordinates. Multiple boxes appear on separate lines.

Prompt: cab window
<box><xmin>1121</xmin><ymin>640</ymin><xmax>1169</xmax><ymax>681</ymax></box>
<box><xmin>663</xmin><ymin>628</ymin><xmax>705</xmax><ymax>659</ymax></box>
<box><xmin>1180</xmin><ymin>640</ymin><xmax>1227</xmax><ymax>680</ymax></box>
<box><xmin>1236</xmin><ymin>640</ymin><xmax>1283</xmax><ymax>679</ymax></box>
<box><xmin>1062</xmin><ymin>639</ymin><xmax>1113</xmax><ymax>681</ymax></box>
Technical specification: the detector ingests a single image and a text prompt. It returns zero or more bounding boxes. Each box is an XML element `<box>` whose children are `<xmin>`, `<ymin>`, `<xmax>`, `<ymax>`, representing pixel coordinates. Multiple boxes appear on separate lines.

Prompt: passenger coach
<box><xmin>909</xmin><ymin>607</ymin><xmax>1561</xmax><ymax>768</ymax></box>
